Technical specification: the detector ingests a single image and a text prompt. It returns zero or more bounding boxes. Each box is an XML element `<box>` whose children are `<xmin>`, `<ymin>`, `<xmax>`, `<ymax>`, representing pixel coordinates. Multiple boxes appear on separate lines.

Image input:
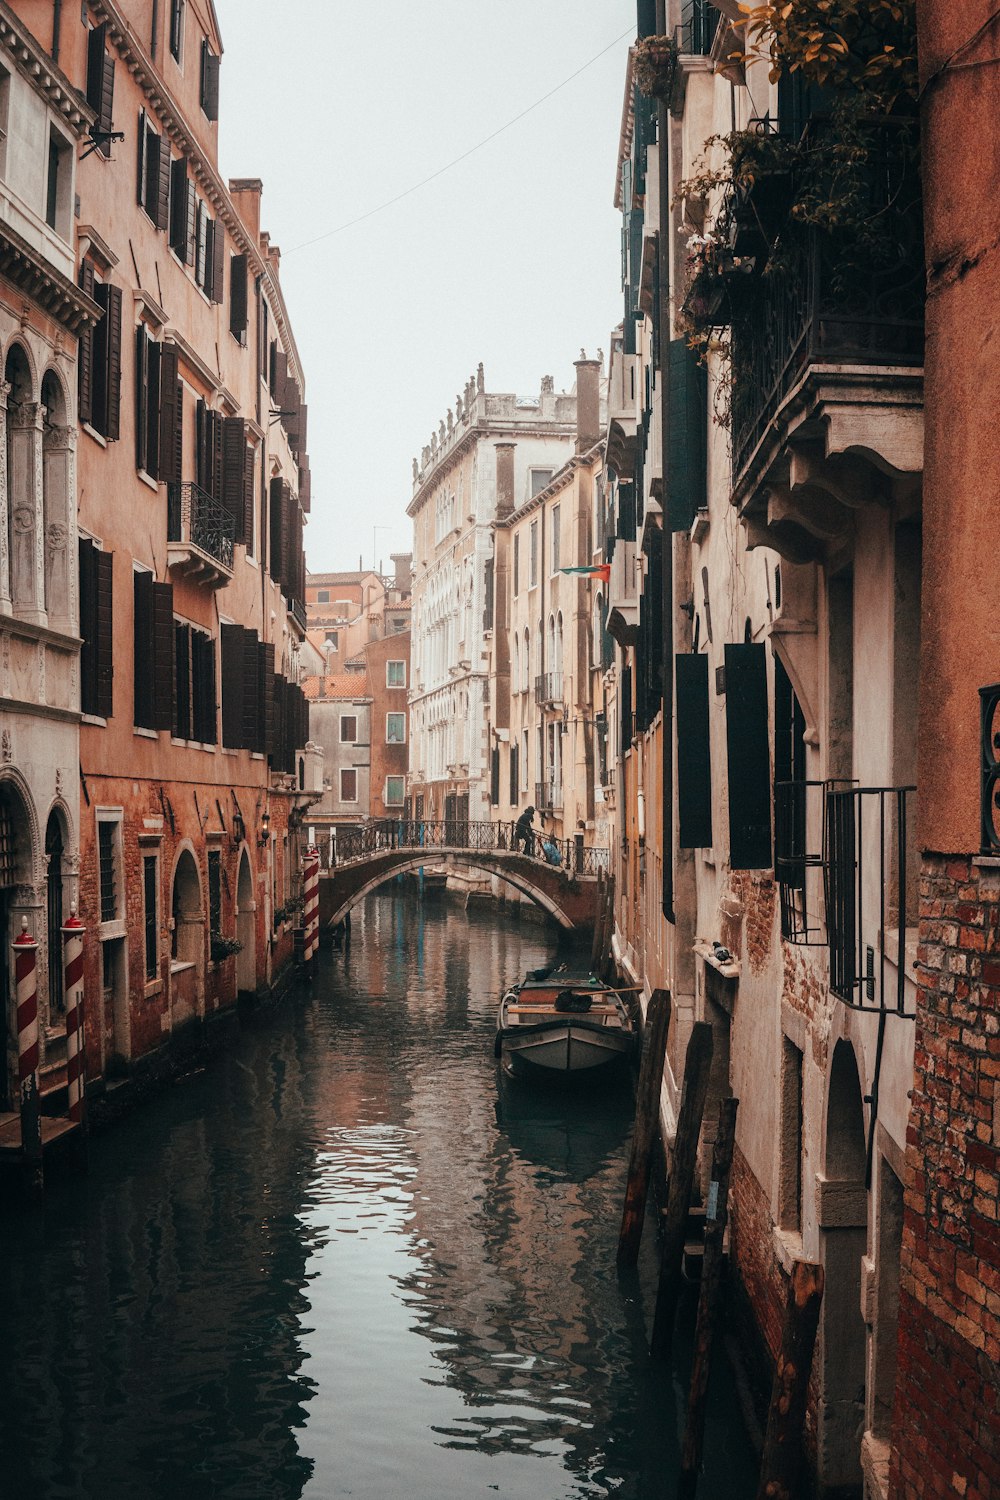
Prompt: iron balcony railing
<box><xmin>534</xmin><ymin>779</ymin><xmax>563</xmax><ymax>811</ymax></box>
<box><xmin>729</xmin><ymin>118</ymin><xmax>924</xmax><ymax>479</ymax></box>
<box><xmin>167</xmin><ymin>481</ymin><xmax>235</xmax><ymax>571</ymax></box>
<box><xmin>315</xmin><ymin>819</ymin><xmax>610</xmax><ymax>876</ymax></box>
<box><xmin>534</xmin><ymin>671</ymin><xmax>563</xmax><ymax>705</ymax></box>
<box><xmin>677</xmin><ymin>0</ymin><xmax>720</xmax><ymax>55</ymax></box>
<box><xmin>289</xmin><ymin>597</ymin><xmax>307</xmax><ymax>632</ymax></box>
<box><xmin>774</xmin><ymin>779</ymin><xmax>829</xmax><ymax>945</ymax></box>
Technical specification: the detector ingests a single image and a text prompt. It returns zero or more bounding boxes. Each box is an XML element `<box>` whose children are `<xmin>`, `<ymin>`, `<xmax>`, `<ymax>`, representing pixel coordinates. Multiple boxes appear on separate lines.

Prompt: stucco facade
<box><xmin>8</xmin><ymin>0</ymin><xmax>318</xmax><ymax>1097</ymax></box>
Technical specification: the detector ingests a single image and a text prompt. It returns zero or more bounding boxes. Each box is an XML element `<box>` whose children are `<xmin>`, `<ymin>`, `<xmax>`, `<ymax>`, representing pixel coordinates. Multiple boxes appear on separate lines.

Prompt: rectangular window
<box><xmin>340</xmin><ymin>715</ymin><xmax>357</xmax><ymax>743</ymax></box>
<box><xmin>326</xmin><ymin>631</ymin><xmax>338</xmax><ymax>651</ymax></box>
<box><xmin>134</xmin><ymin>325</ymin><xmax>161</xmax><ymax>476</ymax></box>
<box><xmin>317</xmin><ymin>590</ymin><xmax>330</xmax><ymax>604</ymax></box>
<box><xmin>86</xmin><ymin>22</ymin><xmax>115</xmax><ymax>158</ymax></box>
<box><xmin>551</xmin><ymin>504</ymin><xmax>561</xmax><ymax>573</ymax></box>
<box><xmin>530</xmin><ymin>469</ymin><xmax>553</xmax><ymax>497</ymax></box>
<box><xmin>191</xmin><ymin>629</ymin><xmax>217</xmax><ymax>744</ymax></box>
<box><xmin>386</xmin><ymin>713</ymin><xmax>405</xmax><ymax>744</ymax></box>
<box><xmin>340</xmin><ymin>768</ymin><xmax>358</xmax><ymax>802</ymax></box>
<box><xmin>98</xmin><ymin>818</ymin><xmax>119</xmax><ymax>923</ymax></box>
<box><xmin>143</xmin><ymin>854</ymin><xmax>158</xmax><ymax>980</ymax></box>
<box><xmin>80</xmin><ymin>270</ymin><xmax>123</xmax><ymax>441</ymax></box>
<box><xmin>169</xmin><ymin>0</ymin><xmax>184</xmax><ymax>62</ymax></box>
<box><xmin>522</xmin><ymin>729</ymin><xmax>529</xmax><ymax>793</ymax></box>
<box><xmin>386</xmin><ymin>660</ymin><xmax>406</xmax><ymax>688</ymax></box>
<box><xmin>385</xmin><ymin>776</ymin><xmax>405</xmax><ymax>807</ymax></box>
<box><xmin>530</xmin><ymin>520</ymin><xmax>538</xmax><ymax>587</ymax></box>
<box><xmin>169</xmin><ymin>158</ymin><xmax>195</xmax><ymax>264</ymax></box>
<box><xmin>513</xmin><ymin>533</ymin><xmax>519</xmax><ymax>597</ymax></box>
<box><xmin>133</xmin><ymin>571</ymin><xmax>174</xmax><ymax>731</ymax></box>
<box><xmin>208</xmin><ymin>850</ymin><xmax>221</xmax><ymax>936</ymax></box>
<box><xmin>137</xmin><ymin>111</ymin><xmax>170</xmax><ymax>230</ymax></box>
<box><xmin>229</xmin><ymin>253</ymin><xmax>248</xmax><ymax>343</ymax></box>
<box><xmin>46</xmin><ymin>129</ymin><xmax>71</xmax><ymax>235</ymax></box>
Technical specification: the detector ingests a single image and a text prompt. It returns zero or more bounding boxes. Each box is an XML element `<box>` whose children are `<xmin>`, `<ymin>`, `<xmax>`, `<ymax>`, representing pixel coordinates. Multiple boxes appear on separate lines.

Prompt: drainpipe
<box><xmin>51</xmin><ymin>0</ymin><xmax>62</xmax><ymax>61</ymax></box>
<box><xmin>636</xmin><ymin>731</ymin><xmax>646</xmax><ymax>842</ymax></box>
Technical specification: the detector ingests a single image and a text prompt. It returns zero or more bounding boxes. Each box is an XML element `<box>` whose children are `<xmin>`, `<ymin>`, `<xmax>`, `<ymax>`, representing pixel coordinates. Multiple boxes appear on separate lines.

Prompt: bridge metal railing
<box><xmin>314</xmin><ymin>820</ymin><xmax>610</xmax><ymax>877</ymax></box>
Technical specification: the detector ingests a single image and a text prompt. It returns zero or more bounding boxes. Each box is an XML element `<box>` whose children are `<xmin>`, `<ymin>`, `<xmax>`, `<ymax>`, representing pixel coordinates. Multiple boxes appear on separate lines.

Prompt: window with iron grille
<box><xmin>0</xmin><ymin>799</ymin><xmax>14</xmax><ymax>886</ymax></box>
<box><xmin>341</xmin><ymin>769</ymin><xmax>357</xmax><ymax>802</ymax></box>
<box><xmin>169</xmin><ymin>0</ymin><xmax>184</xmax><ymax>62</ymax></box>
<box><xmin>385</xmin><ymin>777</ymin><xmax>405</xmax><ymax>807</ymax></box>
<box><xmin>143</xmin><ymin>854</ymin><xmax>158</xmax><ymax>980</ymax></box>
<box><xmin>98</xmin><ymin>819</ymin><xmax>119</xmax><ymax>923</ymax></box>
<box><xmin>340</xmin><ymin>715</ymin><xmax>357</xmax><ymax>743</ymax></box>
<box><xmin>386</xmin><ymin>660</ymin><xmax>406</xmax><ymax>688</ymax></box>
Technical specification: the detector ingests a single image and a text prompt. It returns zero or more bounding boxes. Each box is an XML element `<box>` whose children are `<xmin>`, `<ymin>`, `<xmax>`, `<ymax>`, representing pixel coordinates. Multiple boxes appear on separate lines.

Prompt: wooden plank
<box><xmin>679</xmin><ymin>1096</ymin><xmax>739</xmax><ymax>1497</ymax></box>
<box><xmin>755</xmin><ymin>1261</ymin><xmax>825</xmax><ymax>1500</ymax></box>
<box><xmin>650</xmin><ymin>1020</ymin><xmax>714</xmax><ymax>1358</ymax></box>
<box><xmin>617</xmin><ymin>988</ymin><xmax>671</xmax><ymax>1267</ymax></box>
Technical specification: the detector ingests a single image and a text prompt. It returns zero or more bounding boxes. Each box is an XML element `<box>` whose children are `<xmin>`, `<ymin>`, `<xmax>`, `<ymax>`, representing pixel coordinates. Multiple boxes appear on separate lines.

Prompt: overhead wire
<box><xmin>284</xmin><ymin>26</ymin><xmax>635</xmax><ymax>255</ymax></box>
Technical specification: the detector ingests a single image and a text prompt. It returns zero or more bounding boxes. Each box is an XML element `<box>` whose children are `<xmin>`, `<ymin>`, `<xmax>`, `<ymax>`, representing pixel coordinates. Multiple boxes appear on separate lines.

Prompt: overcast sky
<box><xmin>215</xmin><ymin>1</ymin><xmax>635</xmax><ymax>576</ymax></box>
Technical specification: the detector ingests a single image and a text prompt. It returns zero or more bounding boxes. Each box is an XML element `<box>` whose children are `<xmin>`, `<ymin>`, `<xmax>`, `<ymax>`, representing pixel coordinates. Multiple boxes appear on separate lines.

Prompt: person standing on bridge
<box><xmin>514</xmin><ymin>805</ymin><xmax>537</xmax><ymax>857</ymax></box>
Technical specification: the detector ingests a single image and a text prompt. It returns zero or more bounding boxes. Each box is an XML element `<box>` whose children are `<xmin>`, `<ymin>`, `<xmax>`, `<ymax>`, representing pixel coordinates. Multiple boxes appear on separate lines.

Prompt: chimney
<box><xmin>390</xmin><ymin>552</ymin><xmax>412</xmax><ymax>593</ymax></box>
<box><xmin>229</xmin><ymin>178</ymin><xmax>263</xmax><ymax>242</ymax></box>
<box><xmin>574</xmin><ymin>353</ymin><xmax>602</xmax><ymax>454</ymax></box>
<box><xmin>495</xmin><ymin>443</ymin><xmax>516</xmax><ymax>520</ymax></box>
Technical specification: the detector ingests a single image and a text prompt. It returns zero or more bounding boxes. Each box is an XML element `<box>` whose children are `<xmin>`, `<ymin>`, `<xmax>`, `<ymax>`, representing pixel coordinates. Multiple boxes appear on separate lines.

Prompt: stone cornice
<box><xmin>0</xmin><ymin>224</ymin><xmax>100</xmax><ymax>336</ymax></box>
<box><xmin>0</xmin><ymin>4</ymin><xmax>95</xmax><ymax>139</ymax></box>
<box><xmin>90</xmin><ymin>0</ymin><xmax>305</xmax><ymax>392</ymax></box>
<box><xmin>407</xmin><ymin>418</ymin><xmax>579</xmax><ymax>519</ymax></box>
<box><xmin>614</xmin><ymin>48</ymin><xmax>636</xmax><ymax>211</ymax></box>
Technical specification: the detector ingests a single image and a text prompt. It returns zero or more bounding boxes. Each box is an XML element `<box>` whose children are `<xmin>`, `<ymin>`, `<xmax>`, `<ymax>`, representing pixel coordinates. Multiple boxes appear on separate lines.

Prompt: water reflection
<box><xmin>0</xmin><ymin>890</ymin><xmax>755</xmax><ymax>1500</ymax></box>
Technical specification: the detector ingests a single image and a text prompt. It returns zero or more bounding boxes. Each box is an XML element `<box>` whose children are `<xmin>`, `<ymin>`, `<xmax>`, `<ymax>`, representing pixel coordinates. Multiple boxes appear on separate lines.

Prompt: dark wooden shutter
<box><xmin>620</xmin><ymin>665</ymin><xmax>633</xmax><ymax>760</ymax></box>
<box><xmin>203</xmin><ymin>219</ymin><xmax>223</xmax><ymax>302</ymax></box>
<box><xmin>95</xmin><ymin>548</ymin><xmax>114</xmax><ymax>719</ymax></box>
<box><xmin>104</xmin><ymin>283</ymin><xmax>123</xmax><ymax>442</ymax></box>
<box><xmin>243</xmin><ymin>445</ymin><xmax>256</xmax><ymax>551</ymax></box>
<box><xmin>146</xmin><ymin>338</ymin><xmax>161</xmax><ymax>478</ymax></box>
<box><xmin>133</xmin><ymin>570</ymin><xmax>153</xmax><ymax>727</ymax></box>
<box><xmin>201</xmin><ymin>41</ymin><xmax>220</xmax><ymax>120</ymax></box>
<box><xmin>169</xmin><ymin>157</ymin><xmax>188</xmax><ymax>257</ymax></box>
<box><xmin>667</xmin><ymin>338</ymin><xmax>708</xmax><ymax>533</ymax></box>
<box><xmin>509</xmin><ymin>742</ymin><xmax>518</xmax><ymax>804</ymax></box>
<box><xmin>155</xmin><ymin>135</ymin><xmax>171</xmax><ymax>230</ymax></box>
<box><xmin>192</xmin><ymin>631</ymin><xmax>217</xmax><ymax>744</ymax></box>
<box><xmin>222</xmin><ymin>417</ymin><xmax>247</xmax><ymax>542</ymax></box>
<box><xmin>79</xmin><ymin>539</ymin><xmax>98</xmax><ymax>714</ymax></box>
<box><xmin>87</xmin><ymin>22</ymin><xmax>115</xmax><ymax>151</ymax></box>
<box><xmin>298</xmin><ymin>462</ymin><xmax>311</xmax><ymax>514</ymax></box>
<box><xmin>78</xmin><ymin>262</ymin><xmax>96</xmax><ymax>427</ymax></box>
<box><xmin>174</xmin><ymin>622</ymin><xmax>191</xmax><ymax>739</ymax></box>
<box><xmin>134</xmin><ymin>325</ymin><xmax>149</xmax><ymax>472</ymax></box>
<box><xmin>158</xmin><ymin>343</ymin><xmax>182</xmax><ymax>484</ymax></box>
<box><xmin>229</xmin><ymin>253</ymin><xmax>248</xmax><ymax>340</ymax></box>
<box><xmin>211</xmin><ymin>409</ymin><xmax>223</xmax><ymax>501</ymax></box>
<box><xmin>272</xmin><ymin>348</ymin><xmax>287</xmax><ymax>409</ymax></box>
<box><xmin>490</xmin><ymin>747</ymin><xmax>500</xmax><ymax>806</ymax></box>
<box><xmin>676</xmin><ymin>653</ymin><xmax>712</xmax><ymax>848</ymax></box>
<box><xmin>269</xmin><ymin>672</ymin><xmax>284</xmax><ymax>769</ymax></box>
<box><xmin>195</xmin><ymin>399</ymin><xmax>208</xmax><ymax>492</ymax></box>
<box><xmin>268</xmin><ymin>476</ymin><xmax>284</xmax><ymax>582</ymax></box>
<box><xmin>152</xmin><ymin>582</ymin><xmax>173</xmax><ymax>731</ymax></box>
<box><xmin>136</xmin><ymin>108</ymin><xmax>147</xmax><ymax>207</ymax></box>
<box><xmin>257</xmin><ymin>641</ymin><xmax>273</xmax><ymax>754</ymax></box>
<box><xmin>220</xmin><ymin>624</ymin><xmax>244</xmax><ymax>748</ymax></box>
<box><xmin>241</xmin><ymin>628</ymin><xmax>259</xmax><ymax>751</ymax></box>
<box><xmin>92</xmin><ymin>281</ymin><xmax>110</xmax><ymax>434</ymax></box>
<box><xmin>184</xmin><ymin>177</ymin><xmax>197</xmax><ymax>265</ymax></box>
<box><xmin>724</xmin><ymin>642</ymin><xmax>772</xmax><ymax>868</ymax></box>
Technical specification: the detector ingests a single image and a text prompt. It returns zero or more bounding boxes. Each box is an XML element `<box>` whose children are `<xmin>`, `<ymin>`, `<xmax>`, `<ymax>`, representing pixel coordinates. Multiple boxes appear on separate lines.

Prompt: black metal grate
<box><xmin>98</xmin><ymin>820</ymin><xmax>117</xmax><ymax>923</ymax></box>
<box><xmin>0</xmin><ymin>801</ymin><xmax>14</xmax><ymax>886</ymax></box>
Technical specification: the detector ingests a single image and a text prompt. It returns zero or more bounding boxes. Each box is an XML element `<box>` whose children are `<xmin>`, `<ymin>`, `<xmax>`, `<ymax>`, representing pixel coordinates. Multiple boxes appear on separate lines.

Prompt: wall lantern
<box><xmin>232</xmin><ymin>810</ymin><xmax>246</xmax><ymax>849</ymax></box>
<box><xmin>258</xmin><ymin>809</ymin><xmax>271</xmax><ymax>847</ymax></box>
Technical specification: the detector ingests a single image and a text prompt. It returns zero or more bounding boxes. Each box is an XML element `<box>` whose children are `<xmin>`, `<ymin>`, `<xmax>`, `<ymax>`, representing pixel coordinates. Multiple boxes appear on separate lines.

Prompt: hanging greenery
<box><xmin>736</xmin><ymin>1</ymin><xmax>918</xmax><ymax>111</ymax></box>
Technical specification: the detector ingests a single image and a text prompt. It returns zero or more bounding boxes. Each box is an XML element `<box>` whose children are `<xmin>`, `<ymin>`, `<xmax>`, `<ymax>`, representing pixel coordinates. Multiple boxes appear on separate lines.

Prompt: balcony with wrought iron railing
<box><xmin>289</xmin><ymin>597</ymin><xmax>307</xmax><ymax>634</ymax></box>
<box><xmin>534</xmin><ymin>671</ymin><xmax>563</xmax><ymax>706</ymax></box>
<box><xmin>167</xmin><ymin>481</ymin><xmax>235</xmax><ymax>589</ymax></box>
<box><xmin>728</xmin><ymin>118</ymin><xmax>924</xmax><ymax>490</ymax></box>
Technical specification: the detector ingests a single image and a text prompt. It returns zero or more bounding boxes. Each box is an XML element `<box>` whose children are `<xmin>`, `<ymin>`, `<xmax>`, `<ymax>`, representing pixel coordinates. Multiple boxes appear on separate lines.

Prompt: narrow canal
<box><xmin>0</xmin><ymin>891</ymin><xmax>756</xmax><ymax>1499</ymax></box>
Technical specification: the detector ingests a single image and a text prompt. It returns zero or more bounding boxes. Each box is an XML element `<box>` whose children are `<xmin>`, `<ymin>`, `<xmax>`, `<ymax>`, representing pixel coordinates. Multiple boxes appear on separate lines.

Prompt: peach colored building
<box><xmin>18</xmin><ymin>0</ymin><xmax>318</xmax><ymax>1091</ymax></box>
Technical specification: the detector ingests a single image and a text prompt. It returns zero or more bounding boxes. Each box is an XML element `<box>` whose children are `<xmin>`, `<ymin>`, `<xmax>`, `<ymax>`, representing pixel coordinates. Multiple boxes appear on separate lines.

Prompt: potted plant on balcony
<box><xmin>633</xmin><ymin>34</ymin><xmax>680</xmax><ymax>102</ymax></box>
<box><xmin>210</xmin><ymin>932</ymin><xmax>243</xmax><ymax>963</ymax></box>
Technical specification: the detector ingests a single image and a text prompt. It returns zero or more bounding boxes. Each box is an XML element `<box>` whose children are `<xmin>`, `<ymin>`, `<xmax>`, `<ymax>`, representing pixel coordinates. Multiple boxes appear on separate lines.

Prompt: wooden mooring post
<box><xmin>650</xmin><ymin>1020</ymin><xmax>713</xmax><ymax>1360</ymax></box>
<box><xmin>617</xmin><ymin>988</ymin><xmax>671</xmax><ymax>1269</ymax></box>
<box><xmin>678</xmin><ymin>1096</ymin><xmax>739</xmax><ymax>1498</ymax></box>
<box><xmin>755</xmin><ymin>1260</ymin><xmax>825</xmax><ymax>1500</ymax></box>
<box><xmin>590</xmin><ymin>870</ymin><xmax>605</xmax><ymax>971</ymax></box>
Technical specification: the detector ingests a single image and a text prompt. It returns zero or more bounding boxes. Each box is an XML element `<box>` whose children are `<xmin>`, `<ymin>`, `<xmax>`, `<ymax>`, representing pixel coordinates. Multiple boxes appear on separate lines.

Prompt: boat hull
<box><xmin>499</xmin><ymin>1020</ymin><xmax>634</xmax><ymax>1078</ymax></box>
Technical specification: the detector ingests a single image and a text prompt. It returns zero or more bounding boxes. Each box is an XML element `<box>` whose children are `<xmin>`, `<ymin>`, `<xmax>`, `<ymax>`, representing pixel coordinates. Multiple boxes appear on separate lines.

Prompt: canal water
<box><xmin>0</xmin><ymin>891</ymin><xmax>756</xmax><ymax>1499</ymax></box>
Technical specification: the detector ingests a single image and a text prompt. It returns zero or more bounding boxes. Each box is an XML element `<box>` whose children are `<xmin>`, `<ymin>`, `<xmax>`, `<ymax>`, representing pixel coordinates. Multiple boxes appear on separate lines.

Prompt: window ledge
<box><xmin>772</xmin><ymin>1225</ymin><xmax>805</xmax><ymax>1275</ymax></box>
<box><xmin>693</xmin><ymin>940</ymin><xmax>741</xmax><ymax>981</ymax></box>
<box><xmin>144</xmin><ymin>978</ymin><xmax>163</xmax><ymax>999</ymax></box>
<box><xmin>99</xmin><ymin>919</ymin><xmax>126</xmax><ymax>941</ymax></box>
<box><xmin>82</xmin><ymin>423</ymin><xmax>108</xmax><ymax>448</ymax></box>
<box><xmin>170</xmin><ymin>961</ymin><xmax>195</xmax><ymax>975</ymax></box>
<box><xmin>134</xmin><ymin>726</ymin><xmax>158</xmax><ymax>740</ymax></box>
<box><xmin>81</xmin><ymin>713</ymin><xmax>108</xmax><ymax>727</ymax></box>
<box><xmin>137</xmin><ymin>469</ymin><xmax>159</xmax><ymax>493</ymax></box>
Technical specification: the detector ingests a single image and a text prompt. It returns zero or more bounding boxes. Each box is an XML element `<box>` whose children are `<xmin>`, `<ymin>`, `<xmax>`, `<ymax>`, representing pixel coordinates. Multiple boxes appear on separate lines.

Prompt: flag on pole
<box><xmin>558</xmin><ymin>564</ymin><xmax>611</xmax><ymax>583</ymax></box>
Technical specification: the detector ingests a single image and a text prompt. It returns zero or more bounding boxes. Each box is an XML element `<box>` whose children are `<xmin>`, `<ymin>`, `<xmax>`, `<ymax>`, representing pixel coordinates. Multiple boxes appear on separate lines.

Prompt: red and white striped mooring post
<box><xmin>303</xmin><ymin>844</ymin><xmax>320</xmax><ymax>967</ymax></box>
<box><xmin>62</xmin><ymin>903</ymin><xmax>87</xmax><ymax>1129</ymax></box>
<box><xmin>12</xmin><ymin>917</ymin><xmax>42</xmax><ymax>1189</ymax></box>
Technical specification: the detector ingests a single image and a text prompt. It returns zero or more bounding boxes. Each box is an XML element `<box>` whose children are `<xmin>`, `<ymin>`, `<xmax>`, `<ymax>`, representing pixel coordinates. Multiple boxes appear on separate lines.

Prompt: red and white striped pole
<box><xmin>62</xmin><ymin>903</ymin><xmax>87</xmax><ymax>1129</ymax></box>
<box><xmin>303</xmin><ymin>845</ymin><xmax>320</xmax><ymax>965</ymax></box>
<box><xmin>12</xmin><ymin>918</ymin><xmax>42</xmax><ymax>1188</ymax></box>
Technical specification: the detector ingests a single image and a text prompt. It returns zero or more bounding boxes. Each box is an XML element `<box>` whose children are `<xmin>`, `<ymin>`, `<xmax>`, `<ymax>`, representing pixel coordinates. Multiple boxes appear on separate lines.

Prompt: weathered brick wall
<box><xmin>890</xmin><ymin>854</ymin><xmax>1000</xmax><ymax>1500</ymax></box>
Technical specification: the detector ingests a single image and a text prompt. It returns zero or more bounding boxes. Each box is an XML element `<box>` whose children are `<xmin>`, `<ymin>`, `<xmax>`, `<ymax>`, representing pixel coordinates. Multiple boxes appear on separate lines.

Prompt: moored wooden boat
<box><xmin>494</xmin><ymin>969</ymin><xmax>636</xmax><ymax>1079</ymax></box>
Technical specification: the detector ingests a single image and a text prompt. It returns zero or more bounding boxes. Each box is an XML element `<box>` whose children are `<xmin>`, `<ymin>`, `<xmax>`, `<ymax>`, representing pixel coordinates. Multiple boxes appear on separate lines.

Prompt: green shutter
<box><xmin>667</xmin><ymin>338</ymin><xmax>708</xmax><ymax>533</ymax></box>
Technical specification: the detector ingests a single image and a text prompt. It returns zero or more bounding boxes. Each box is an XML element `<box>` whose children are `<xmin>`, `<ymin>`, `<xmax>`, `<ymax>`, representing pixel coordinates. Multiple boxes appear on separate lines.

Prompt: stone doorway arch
<box><xmin>170</xmin><ymin>847</ymin><xmax>203</xmax><ymax>1028</ymax></box>
<box><xmin>235</xmin><ymin>850</ymin><xmax>255</xmax><ymax>997</ymax></box>
<box><xmin>818</xmin><ymin>1038</ymin><xmax>868</xmax><ymax>1495</ymax></box>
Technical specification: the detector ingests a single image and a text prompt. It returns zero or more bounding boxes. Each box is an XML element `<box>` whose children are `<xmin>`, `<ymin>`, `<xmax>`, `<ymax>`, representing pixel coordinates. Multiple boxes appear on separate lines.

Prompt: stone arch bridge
<box><xmin>316</xmin><ymin>820</ymin><xmax>608</xmax><ymax>934</ymax></box>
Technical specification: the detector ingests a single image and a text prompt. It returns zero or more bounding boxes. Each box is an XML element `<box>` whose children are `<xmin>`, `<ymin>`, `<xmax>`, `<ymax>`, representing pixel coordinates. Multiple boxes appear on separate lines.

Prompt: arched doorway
<box><xmin>170</xmin><ymin>849</ymin><xmax>203</xmax><ymax>1028</ymax></box>
<box><xmin>236</xmin><ymin>851</ymin><xmax>255</xmax><ymax>997</ymax></box>
<box><xmin>45</xmin><ymin>812</ymin><xmax>65</xmax><ymax>1022</ymax></box>
<box><xmin>819</xmin><ymin>1039</ymin><xmax>868</xmax><ymax>1495</ymax></box>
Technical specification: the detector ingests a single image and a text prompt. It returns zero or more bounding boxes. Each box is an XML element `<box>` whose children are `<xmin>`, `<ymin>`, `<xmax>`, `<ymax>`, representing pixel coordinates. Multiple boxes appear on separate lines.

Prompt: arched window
<box><xmin>5</xmin><ymin>344</ymin><xmax>38</xmax><ymax>618</ymax></box>
<box><xmin>41</xmin><ymin>370</ymin><xmax>71</xmax><ymax>626</ymax></box>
